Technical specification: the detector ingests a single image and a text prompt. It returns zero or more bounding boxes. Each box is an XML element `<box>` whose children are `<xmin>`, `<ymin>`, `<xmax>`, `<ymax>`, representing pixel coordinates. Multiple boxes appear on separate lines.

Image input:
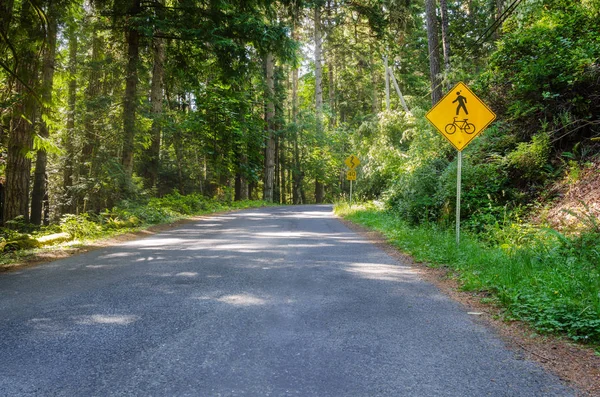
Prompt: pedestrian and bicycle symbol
<box><xmin>426</xmin><ymin>82</ymin><xmax>496</xmax><ymax>151</ymax></box>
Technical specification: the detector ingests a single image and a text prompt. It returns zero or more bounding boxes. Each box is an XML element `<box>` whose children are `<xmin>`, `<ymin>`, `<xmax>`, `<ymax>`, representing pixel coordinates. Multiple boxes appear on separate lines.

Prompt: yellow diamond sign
<box><xmin>345</xmin><ymin>155</ymin><xmax>360</xmax><ymax>169</ymax></box>
<box><xmin>426</xmin><ymin>82</ymin><xmax>496</xmax><ymax>151</ymax></box>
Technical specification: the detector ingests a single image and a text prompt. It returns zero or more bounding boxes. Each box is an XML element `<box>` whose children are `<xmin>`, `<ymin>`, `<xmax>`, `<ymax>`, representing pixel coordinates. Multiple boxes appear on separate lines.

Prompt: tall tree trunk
<box><xmin>122</xmin><ymin>0</ymin><xmax>141</xmax><ymax>178</ymax></box>
<box><xmin>384</xmin><ymin>56</ymin><xmax>391</xmax><ymax>110</ymax></box>
<box><xmin>81</xmin><ymin>27</ymin><xmax>102</xmax><ymax>212</ymax></box>
<box><xmin>235</xmin><ymin>109</ymin><xmax>249</xmax><ymax>201</ymax></box>
<box><xmin>495</xmin><ymin>0</ymin><xmax>504</xmax><ymax>40</ymax></box>
<box><xmin>425</xmin><ymin>0</ymin><xmax>443</xmax><ymax>105</ymax></box>
<box><xmin>5</xmin><ymin>82</ymin><xmax>35</xmax><ymax>223</ymax></box>
<box><xmin>4</xmin><ymin>1</ymin><xmax>40</xmax><ymax>224</ymax></box>
<box><xmin>440</xmin><ymin>0</ymin><xmax>451</xmax><ymax>88</ymax></box>
<box><xmin>146</xmin><ymin>36</ymin><xmax>164</xmax><ymax>189</ymax></box>
<box><xmin>280</xmin><ymin>137</ymin><xmax>286</xmax><ymax>204</ymax></box>
<box><xmin>314</xmin><ymin>5</ymin><xmax>325</xmax><ymax>204</ymax></box>
<box><xmin>314</xmin><ymin>6</ymin><xmax>323</xmax><ymax>131</ymax></box>
<box><xmin>292</xmin><ymin>65</ymin><xmax>303</xmax><ymax>204</ymax></box>
<box><xmin>291</xmin><ymin>24</ymin><xmax>303</xmax><ymax>205</ymax></box>
<box><xmin>31</xmin><ymin>13</ymin><xmax>57</xmax><ymax>225</ymax></box>
<box><xmin>274</xmin><ymin>136</ymin><xmax>280</xmax><ymax>203</ymax></box>
<box><xmin>315</xmin><ymin>180</ymin><xmax>325</xmax><ymax>203</ymax></box>
<box><xmin>62</xmin><ymin>22</ymin><xmax>77</xmax><ymax>215</ymax></box>
<box><xmin>144</xmin><ymin>1</ymin><xmax>165</xmax><ymax>189</ymax></box>
<box><xmin>263</xmin><ymin>52</ymin><xmax>276</xmax><ymax>202</ymax></box>
<box><xmin>370</xmin><ymin>53</ymin><xmax>379</xmax><ymax>113</ymax></box>
<box><xmin>328</xmin><ymin>62</ymin><xmax>335</xmax><ymax>128</ymax></box>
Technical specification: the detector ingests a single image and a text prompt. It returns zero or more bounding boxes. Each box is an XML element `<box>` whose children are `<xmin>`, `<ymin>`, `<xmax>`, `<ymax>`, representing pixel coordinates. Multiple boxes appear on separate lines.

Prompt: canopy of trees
<box><xmin>1</xmin><ymin>0</ymin><xmax>599</xmax><ymax>231</ymax></box>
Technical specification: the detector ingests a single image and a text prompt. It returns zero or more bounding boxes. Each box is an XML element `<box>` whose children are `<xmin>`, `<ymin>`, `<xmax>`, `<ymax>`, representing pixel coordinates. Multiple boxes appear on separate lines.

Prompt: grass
<box><xmin>335</xmin><ymin>202</ymin><xmax>600</xmax><ymax>345</ymax></box>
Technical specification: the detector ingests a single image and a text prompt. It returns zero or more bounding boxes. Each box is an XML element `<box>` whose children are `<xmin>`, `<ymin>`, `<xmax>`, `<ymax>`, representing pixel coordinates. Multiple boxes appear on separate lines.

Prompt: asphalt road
<box><xmin>0</xmin><ymin>205</ymin><xmax>574</xmax><ymax>396</ymax></box>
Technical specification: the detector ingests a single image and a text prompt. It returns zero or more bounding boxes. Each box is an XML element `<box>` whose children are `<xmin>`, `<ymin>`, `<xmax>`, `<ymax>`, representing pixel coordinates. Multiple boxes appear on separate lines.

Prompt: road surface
<box><xmin>0</xmin><ymin>205</ymin><xmax>573</xmax><ymax>396</ymax></box>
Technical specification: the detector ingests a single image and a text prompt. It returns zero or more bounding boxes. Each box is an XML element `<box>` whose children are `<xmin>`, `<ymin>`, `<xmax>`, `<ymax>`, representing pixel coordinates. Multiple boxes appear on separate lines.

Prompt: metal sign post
<box><xmin>425</xmin><ymin>82</ymin><xmax>496</xmax><ymax>245</ymax></box>
<box><xmin>456</xmin><ymin>150</ymin><xmax>462</xmax><ymax>245</ymax></box>
<box><xmin>345</xmin><ymin>155</ymin><xmax>359</xmax><ymax>209</ymax></box>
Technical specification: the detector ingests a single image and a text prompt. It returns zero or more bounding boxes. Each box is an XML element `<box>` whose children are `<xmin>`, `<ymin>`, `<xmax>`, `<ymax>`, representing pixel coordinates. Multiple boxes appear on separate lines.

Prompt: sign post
<box><xmin>345</xmin><ymin>155</ymin><xmax>360</xmax><ymax>208</ymax></box>
<box><xmin>426</xmin><ymin>82</ymin><xmax>496</xmax><ymax>245</ymax></box>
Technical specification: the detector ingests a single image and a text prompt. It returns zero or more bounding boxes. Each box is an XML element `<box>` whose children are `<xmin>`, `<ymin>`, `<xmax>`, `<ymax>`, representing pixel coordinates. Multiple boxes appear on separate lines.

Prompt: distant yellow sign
<box><xmin>346</xmin><ymin>170</ymin><xmax>357</xmax><ymax>181</ymax></box>
<box><xmin>345</xmin><ymin>155</ymin><xmax>360</xmax><ymax>169</ymax></box>
<box><xmin>426</xmin><ymin>82</ymin><xmax>496</xmax><ymax>151</ymax></box>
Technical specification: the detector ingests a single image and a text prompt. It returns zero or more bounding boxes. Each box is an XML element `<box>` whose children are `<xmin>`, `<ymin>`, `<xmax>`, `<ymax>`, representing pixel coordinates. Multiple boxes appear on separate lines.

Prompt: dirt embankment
<box><xmin>541</xmin><ymin>160</ymin><xmax>600</xmax><ymax>232</ymax></box>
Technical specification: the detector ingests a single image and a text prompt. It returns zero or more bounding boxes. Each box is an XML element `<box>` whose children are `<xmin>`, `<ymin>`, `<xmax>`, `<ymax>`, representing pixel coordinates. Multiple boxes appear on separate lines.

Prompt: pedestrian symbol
<box><xmin>453</xmin><ymin>91</ymin><xmax>468</xmax><ymax>116</ymax></box>
<box><xmin>425</xmin><ymin>82</ymin><xmax>496</xmax><ymax>151</ymax></box>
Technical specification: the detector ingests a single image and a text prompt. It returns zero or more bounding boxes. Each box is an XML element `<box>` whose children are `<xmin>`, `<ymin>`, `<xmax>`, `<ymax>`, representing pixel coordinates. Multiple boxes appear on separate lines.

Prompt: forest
<box><xmin>1</xmin><ymin>0</ymin><xmax>598</xmax><ymax>225</ymax></box>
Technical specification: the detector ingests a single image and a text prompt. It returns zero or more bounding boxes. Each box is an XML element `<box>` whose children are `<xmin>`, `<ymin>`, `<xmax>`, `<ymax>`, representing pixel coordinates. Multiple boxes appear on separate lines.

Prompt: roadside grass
<box><xmin>0</xmin><ymin>193</ymin><xmax>275</xmax><ymax>268</ymax></box>
<box><xmin>335</xmin><ymin>202</ymin><xmax>600</xmax><ymax>345</ymax></box>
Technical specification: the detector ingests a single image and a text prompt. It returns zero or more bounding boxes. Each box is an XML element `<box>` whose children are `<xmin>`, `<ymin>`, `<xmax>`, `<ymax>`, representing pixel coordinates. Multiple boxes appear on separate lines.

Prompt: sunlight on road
<box><xmin>74</xmin><ymin>314</ymin><xmax>140</xmax><ymax>325</ymax></box>
<box><xmin>122</xmin><ymin>238</ymin><xmax>186</xmax><ymax>247</ymax></box>
<box><xmin>345</xmin><ymin>263</ymin><xmax>419</xmax><ymax>282</ymax></box>
<box><xmin>217</xmin><ymin>294</ymin><xmax>267</xmax><ymax>306</ymax></box>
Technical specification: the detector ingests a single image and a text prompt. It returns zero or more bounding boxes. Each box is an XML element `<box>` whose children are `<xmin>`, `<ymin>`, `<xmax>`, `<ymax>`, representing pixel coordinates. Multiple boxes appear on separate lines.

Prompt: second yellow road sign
<box><xmin>345</xmin><ymin>155</ymin><xmax>360</xmax><ymax>169</ymax></box>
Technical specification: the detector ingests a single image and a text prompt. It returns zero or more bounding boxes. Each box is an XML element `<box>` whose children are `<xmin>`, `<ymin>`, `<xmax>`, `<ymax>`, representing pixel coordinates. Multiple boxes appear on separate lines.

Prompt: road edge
<box><xmin>336</xmin><ymin>216</ymin><xmax>600</xmax><ymax>397</ymax></box>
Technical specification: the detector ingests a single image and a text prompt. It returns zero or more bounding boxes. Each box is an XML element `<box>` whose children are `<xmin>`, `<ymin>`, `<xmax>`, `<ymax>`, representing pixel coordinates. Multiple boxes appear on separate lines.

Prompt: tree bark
<box><xmin>440</xmin><ymin>0</ymin><xmax>451</xmax><ymax>88</ymax></box>
<box><xmin>495</xmin><ymin>0</ymin><xmax>504</xmax><ymax>40</ymax></box>
<box><xmin>292</xmin><ymin>64</ymin><xmax>303</xmax><ymax>204</ymax></box>
<box><xmin>31</xmin><ymin>13</ymin><xmax>57</xmax><ymax>225</ymax></box>
<box><xmin>370</xmin><ymin>53</ymin><xmax>379</xmax><ymax>113</ymax></box>
<box><xmin>314</xmin><ymin>5</ymin><xmax>325</xmax><ymax>204</ymax></box>
<box><xmin>263</xmin><ymin>52</ymin><xmax>276</xmax><ymax>202</ymax></box>
<box><xmin>4</xmin><ymin>1</ymin><xmax>40</xmax><ymax>224</ymax></box>
<box><xmin>143</xmin><ymin>0</ymin><xmax>165</xmax><ymax>190</ymax></box>
<box><xmin>280</xmin><ymin>136</ymin><xmax>286</xmax><ymax>204</ymax></box>
<box><xmin>274</xmin><ymin>136</ymin><xmax>280</xmax><ymax>203</ymax></box>
<box><xmin>81</xmin><ymin>27</ymin><xmax>101</xmax><ymax>194</ymax></box>
<box><xmin>314</xmin><ymin>5</ymin><xmax>323</xmax><ymax>132</ymax></box>
<box><xmin>384</xmin><ymin>56</ymin><xmax>390</xmax><ymax>110</ymax></box>
<box><xmin>146</xmin><ymin>30</ymin><xmax>165</xmax><ymax>189</ymax></box>
<box><xmin>425</xmin><ymin>0</ymin><xmax>443</xmax><ymax>105</ymax></box>
<box><xmin>62</xmin><ymin>22</ymin><xmax>77</xmax><ymax>215</ymax></box>
<box><xmin>122</xmin><ymin>0</ymin><xmax>141</xmax><ymax>178</ymax></box>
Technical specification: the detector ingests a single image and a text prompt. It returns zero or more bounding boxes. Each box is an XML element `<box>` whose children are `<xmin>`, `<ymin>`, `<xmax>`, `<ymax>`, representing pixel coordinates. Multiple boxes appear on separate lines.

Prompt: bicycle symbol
<box><xmin>445</xmin><ymin>117</ymin><xmax>476</xmax><ymax>135</ymax></box>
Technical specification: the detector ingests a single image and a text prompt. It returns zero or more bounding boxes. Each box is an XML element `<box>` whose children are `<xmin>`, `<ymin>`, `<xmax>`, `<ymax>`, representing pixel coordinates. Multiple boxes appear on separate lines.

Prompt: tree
<box><xmin>121</xmin><ymin>0</ymin><xmax>141</xmax><ymax>179</ymax></box>
<box><xmin>425</xmin><ymin>0</ymin><xmax>442</xmax><ymax>105</ymax></box>
<box><xmin>31</xmin><ymin>6</ymin><xmax>58</xmax><ymax>225</ymax></box>
<box><xmin>3</xmin><ymin>0</ymin><xmax>45</xmax><ymax>224</ymax></box>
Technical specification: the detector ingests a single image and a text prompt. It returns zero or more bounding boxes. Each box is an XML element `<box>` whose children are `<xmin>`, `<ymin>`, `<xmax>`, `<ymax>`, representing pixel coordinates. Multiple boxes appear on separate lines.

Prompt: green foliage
<box><xmin>506</xmin><ymin>132</ymin><xmax>551</xmax><ymax>182</ymax></box>
<box><xmin>484</xmin><ymin>0</ymin><xmax>600</xmax><ymax>144</ymax></box>
<box><xmin>336</xmin><ymin>204</ymin><xmax>600</xmax><ymax>344</ymax></box>
<box><xmin>385</xmin><ymin>157</ymin><xmax>448</xmax><ymax>224</ymax></box>
<box><xmin>60</xmin><ymin>214</ymin><xmax>102</xmax><ymax>239</ymax></box>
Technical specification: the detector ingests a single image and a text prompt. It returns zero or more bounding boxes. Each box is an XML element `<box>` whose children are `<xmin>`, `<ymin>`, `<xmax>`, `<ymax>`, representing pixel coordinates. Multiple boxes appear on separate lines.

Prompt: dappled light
<box><xmin>175</xmin><ymin>272</ymin><xmax>199</xmax><ymax>277</ymax></box>
<box><xmin>345</xmin><ymin>263</ymin><xmax>419</xmax><ymax>282</ymax></box>
<box><xmin>122</xmin><ymin>238</ymin><xmax>186</xmax><ymax>247</ymax></box>
<box><xmin>216</xmin><ymin>294</ymin><xmax>268</xmax><ymax>306</ymax></box>
<box><xmin>74</xmin><ymin>314</ymin><xmax>140</xmax><ymax>325</ymax></box>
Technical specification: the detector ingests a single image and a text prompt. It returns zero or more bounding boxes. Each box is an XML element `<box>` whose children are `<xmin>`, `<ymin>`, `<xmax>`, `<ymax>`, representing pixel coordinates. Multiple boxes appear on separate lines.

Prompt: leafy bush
<box><xmin>506</xmin><ymin>132</ymin><xmax>551</xmax><ymax>182</ymax></box>
<box><xmin>60</xmin><ymin>214</ymin><xmax>102</xmax><ymax>239</ymax></box>
<box><xmin>384</xmin><ymin>157</ymin><xmax>449</xmax><ymax>224</ymax></box>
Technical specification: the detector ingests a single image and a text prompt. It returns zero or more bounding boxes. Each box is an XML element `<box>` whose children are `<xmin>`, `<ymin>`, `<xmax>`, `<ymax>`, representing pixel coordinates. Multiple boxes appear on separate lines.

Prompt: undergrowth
<box><xmin>335</xmin><ymin>202</ymin><xmax>600</xmax><ymax>345</ymax></box>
